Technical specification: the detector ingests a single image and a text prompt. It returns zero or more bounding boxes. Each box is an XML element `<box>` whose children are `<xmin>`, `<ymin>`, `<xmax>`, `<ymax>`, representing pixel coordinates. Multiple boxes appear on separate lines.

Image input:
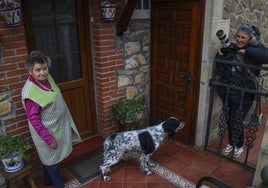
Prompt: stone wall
<box><xmin>0</xmin><ymin>93</ymin><xmax>11</xmax><ymax>120</ymax></box>
<box><xmin>116</xmin><ymin>20</ymin><xmax>151</xmax><ymax>125</ymax></box>
<box><xmin>223</xmin><ymin>0</ymin><xmax>268</xmax><ymax>44</ymax></box>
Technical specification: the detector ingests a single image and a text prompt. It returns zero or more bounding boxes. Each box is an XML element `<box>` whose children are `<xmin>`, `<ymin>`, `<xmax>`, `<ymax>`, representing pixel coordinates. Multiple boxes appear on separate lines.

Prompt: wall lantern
<box><xmin>0</xmin><ymin>0</ymin><xmax>21</xmax><ymax>27</ymax></box>
<box><xmin>100</xmin><ymin>1</ymin><xmax>117</xmax><ymax>21</ymax></box>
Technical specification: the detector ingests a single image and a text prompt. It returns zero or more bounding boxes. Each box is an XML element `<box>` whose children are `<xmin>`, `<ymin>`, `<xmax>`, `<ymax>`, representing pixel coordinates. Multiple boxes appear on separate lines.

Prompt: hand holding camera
<box><xmin>216</xmin><ymin>30</ymin><xmax>239</xmax><ymax>56</ymax></box>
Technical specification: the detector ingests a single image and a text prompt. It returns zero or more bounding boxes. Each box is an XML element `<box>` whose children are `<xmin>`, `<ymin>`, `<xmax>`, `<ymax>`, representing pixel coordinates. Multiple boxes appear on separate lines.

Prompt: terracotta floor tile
<box><xmin>231</xmin><ymin>168</ymin><xmax>255</xmax><ymax>188</ymax></box>
<box><xmin>30</xmin><ymin>134</ymin><xmax>259</xmax><ymax>188</ymax></box>
<box><xmin>211</xmin><ymin>160</ymin><xmax>246</xmax><ymax>183</ymax></box>
<box><xmin>124</xmin><ymin>159</ymin><xmax>140</xmax><ymax>168</ymax></box>
<box><xmin>151</xmin><ymin>150</ymin><xmax>173</xmax><ymax>164</ymax></box>
<box><xmin>163</xmin><ymin>157</ymin><xmax>188</xmax><ymax>174</ymax></box>
<box><xmin>158</xmin><ymin>141</ymin><xmax>186</xmax><ymax>155</ymax></box>
<box><xmin>104</xmin><ymin>165</ymin><xmax>125</xmax><ymax>182</ymax></box>
<box><xmin>191</xmin><ymin>155</ymin><xmax>219</xmax><ymax>174</ymax></box>
<box><xmin>180</xmin><ymin>164</ymin><xmax>208</xmax><ymax>184</ymax></box>
<box><xmin>147</xmin><ymin>182</ymin><xmax>174</xmax><ymax>188</ymax></box>
<box><xmin>80</xmin><ymin>182</ymin><xmax>99</xmax><ymax>188</ymax></box>
<box><xmin>98</xmin><ymin>182</ymin><xmax>123</xmax><ymax>188</ymax></box>
<box><xmin>203</xmin><ymin>150</ymin><xmax>226</xmax><ymax>164</ymax></box>
<box><xmin>146</xmin><ymin>173</ymin><xmax>168</xmax><ymax>183</ymax></box>
<box><xmin>123</xmin><ymin>182</ymin><xmax>147</xmax><ymax>188</ymax></box>
<box><xmin>174</xmin><ymin>149</ymin><xmax>201</xmax><ymax>165</ymax></box>
<box><xmin>124</xmin><ymin>167</ymin><xmax>147</xmax><ymax>183</ymax></box>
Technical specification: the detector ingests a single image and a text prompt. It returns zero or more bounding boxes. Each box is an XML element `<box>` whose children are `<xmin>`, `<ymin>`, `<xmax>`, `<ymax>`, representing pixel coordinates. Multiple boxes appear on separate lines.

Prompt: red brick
<box><xmin>14</xmin><ymin>101</ymin><xmax>24</xmax><ymax>109</ymax></box>
<box><xmin>0</xmin><ymin>63</ymin><xmax>17</xmax><ymax>71</ymax></box>
<box><xmin>5</xmin><ymin>124</ymin><xmax>17</xmax><ymax>133</ymax></box>
<box><xmin>16</xmin><ymin>108</ymin><xmax>26</xmax><ymax>116</ymax></box>
<box><xmin>8</xmin><ymin>126</ymin><xmax>30</xmax><ymax>136</ymax></box>
<box><xmin>12</xmin><ymin>95</ymin><xmax>21</xmax><ymax>103</ymax></box>
<box><xmin>8</xmin><ymin>82</ymin><xmax>24</xmax><ymax>90</ymax></box>
<box><xmin>1</xmin><ymin>34</ymin><xmax>26</xmax><ymax>44</ymax></box>
<box><xmin>11</xmin><ymin>88</ymin><xmax>23</xmax><ymax>96</ymax></box>
<box><xmin>16</xmin><ymin>48</ymin><xmax>28</xmax><ymax>55</ymax></box>
<box><xmin>3</xmin><ymin>55</ymin><xmax>25</xmax><ymax>64</ymax></box>
<box><xmin>3</xmin><ymin>41</ymin><xmax>27</xmax><ymax>50</ymax></box>
<box><xmin>2</xmin><ymin>49</ymin><xmax>16</xmax><ymax>57</ymax></box>
<box><xmin>17</xmin><ymin>120</ymin><xmax>28</xmax><ymax>128</ymax></box>
<box><xmin>0</xmin><ymin>77</ymin><xmax>19</xmax><ymax>85</ymax></box>
<box><xmin>0</xmin><ymin>85</ymin><xmax>8</xmax><ymax>92</ymax></box>
<box><xmin>7</xmin><ymin>69</ymin><xmax>28</xmax><ymax>77</ymax></box>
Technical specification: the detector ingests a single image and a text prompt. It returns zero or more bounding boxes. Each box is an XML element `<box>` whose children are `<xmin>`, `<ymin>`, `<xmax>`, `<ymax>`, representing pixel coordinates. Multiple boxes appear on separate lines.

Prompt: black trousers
<box><xmin>217</xmin><ymin>87</ymin><xmax>254</xmax><ymax>148</ymax></box>
<box><xmin>43</xmin><ymin>163</ymin><xmax>64</xmax><ymax>188</ymax></box>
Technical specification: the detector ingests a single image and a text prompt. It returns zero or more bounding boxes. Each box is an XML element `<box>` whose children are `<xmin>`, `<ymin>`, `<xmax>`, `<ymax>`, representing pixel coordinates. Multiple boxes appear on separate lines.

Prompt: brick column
<box><xmin>91</xmin><ymin>0</ymin><xmax>125</xmax><ymax>137</ymax></box>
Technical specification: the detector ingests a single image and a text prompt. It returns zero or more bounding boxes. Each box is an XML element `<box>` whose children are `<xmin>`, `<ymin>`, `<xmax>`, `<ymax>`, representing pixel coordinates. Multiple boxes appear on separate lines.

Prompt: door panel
<box><xmin>60</xmin><ymin>83</ymin><xmax>94</xmax><ymax>136</ymax></box>
<box><xmin>23</xmin><ymin>0</ymin><xmax>97</xmax><ymax>139</ymax></box>
<box><xmin>151</xmin><ymin>1</ymin><xmax>202</xmax><ymax>144</ymax></box>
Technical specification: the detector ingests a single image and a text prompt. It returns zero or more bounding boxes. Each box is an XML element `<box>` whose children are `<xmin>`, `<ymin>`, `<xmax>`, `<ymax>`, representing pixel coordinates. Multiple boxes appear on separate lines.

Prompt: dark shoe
<box><xmin>44</xmin><ymin>180</ymin><xmax>52</xmax><ymax>186</ymax></box>
<box><xmin>44</xmin><ymin>177</ymin><xmax>67</xmax><ymax>186</ymax></box>
<box><xmin>62</xmin><ymin>176</ymin><xmax>68</xmax><ymax>183</ymax></box>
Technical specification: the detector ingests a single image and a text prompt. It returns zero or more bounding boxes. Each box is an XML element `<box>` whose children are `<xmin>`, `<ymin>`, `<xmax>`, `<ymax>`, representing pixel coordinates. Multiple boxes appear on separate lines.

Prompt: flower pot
<box><xmin>119</xmin><ymin>121</ymin><xmax>139</xmax><ymax>132</ymax></box>
<box><xmin>100</xmin><ymin>1</ymin><xmax>117</xmax><ymax>21</ymax></box>
<box><xmin>1</xmin><ymin>152</ymin><xmax>24</xmax><ymax>173</ymax></box>
<box><xmin>0</xmin><ymin>5</ymin><xmax>21</xmax><ymax>27</ymax></box>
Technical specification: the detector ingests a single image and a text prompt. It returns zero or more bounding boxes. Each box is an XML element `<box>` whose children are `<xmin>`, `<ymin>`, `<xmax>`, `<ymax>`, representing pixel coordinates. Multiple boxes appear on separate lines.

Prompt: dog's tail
<box><xmin>103</xmin><ymin>133</ymin><xmax>117</xmax><ymax>150</ymax></box>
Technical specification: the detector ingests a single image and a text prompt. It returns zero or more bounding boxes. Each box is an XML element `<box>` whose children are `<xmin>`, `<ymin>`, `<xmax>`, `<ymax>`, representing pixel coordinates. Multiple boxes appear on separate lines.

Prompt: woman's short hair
<box><xmin>236</xmin><ymin>23</ymin><xmax>261</xmax><ymax>46</ymax></box>
<box><xmin>26</xmin><ymin>50</ymin><xmax>51</xmax><ymax>70</ymax></box>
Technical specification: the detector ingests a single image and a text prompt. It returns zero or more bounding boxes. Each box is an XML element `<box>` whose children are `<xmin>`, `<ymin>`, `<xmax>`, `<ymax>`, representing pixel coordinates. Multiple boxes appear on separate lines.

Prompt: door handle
<box><xmin>180</xmin><ymin>73</ymin><xmax>193</xmax><ymax>92</ymax></box>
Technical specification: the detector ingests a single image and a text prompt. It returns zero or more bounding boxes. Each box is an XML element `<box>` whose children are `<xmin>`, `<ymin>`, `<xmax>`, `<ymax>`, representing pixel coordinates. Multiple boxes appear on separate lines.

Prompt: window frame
<box><xmin>128</xmin><ymin>0</ymin><xmax>150</xmax><ymax>19</ymax></box>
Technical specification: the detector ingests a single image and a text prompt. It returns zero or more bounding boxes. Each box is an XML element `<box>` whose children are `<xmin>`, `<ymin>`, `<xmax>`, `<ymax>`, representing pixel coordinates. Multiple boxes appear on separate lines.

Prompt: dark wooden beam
<box><xmin>117</xmin><ymin>0</ymin><xmax>138</xmax><ymax>36</ymax></box>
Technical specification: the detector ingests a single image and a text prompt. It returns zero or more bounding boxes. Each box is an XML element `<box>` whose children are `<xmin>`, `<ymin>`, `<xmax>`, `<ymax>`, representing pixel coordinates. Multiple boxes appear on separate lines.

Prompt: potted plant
<box><xmin>0</xmin><ymin>135</ymin><xmax>33</xmax><ymax>172</ymax></box>
<box><xmin>111</xmin><ymin>99</ymin><xmax>146</xmax><ymax>131</ymax></box>
<box><xmin>0</xmin><ymin>0</ymin><xmax>21</xmax><ymax>27</ymax></box>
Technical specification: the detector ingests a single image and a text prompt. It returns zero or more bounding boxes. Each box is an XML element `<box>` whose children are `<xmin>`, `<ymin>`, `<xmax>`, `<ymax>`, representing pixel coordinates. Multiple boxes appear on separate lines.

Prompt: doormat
<box><xmin>67</xmin><ymin>152</ymin><xmax>196</xmax><ymax>188</ymax></box>
<box><xmin>67</xmin><ymin>152</ymin><xmax>103</xmax><ymax>184</ymax></box>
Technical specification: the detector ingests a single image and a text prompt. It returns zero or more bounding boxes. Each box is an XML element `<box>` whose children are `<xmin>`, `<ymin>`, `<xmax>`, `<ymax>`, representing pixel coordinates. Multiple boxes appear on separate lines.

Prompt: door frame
<box><xmin>22</xmin><ymin>0</ymin><xmax>98</xmax><ymax>139</ymax></box>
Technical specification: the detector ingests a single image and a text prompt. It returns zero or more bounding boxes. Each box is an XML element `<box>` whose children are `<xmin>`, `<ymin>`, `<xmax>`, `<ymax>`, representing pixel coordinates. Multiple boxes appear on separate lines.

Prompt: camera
<box><xmin>216</xmin><ymin>30</ymin><xmax>238</xmax><ymax>55</ymax></box>
<box><xmin>216</xmin><ymin>30</ymin><xmax>231</xmax><ymax>48</ymax></box>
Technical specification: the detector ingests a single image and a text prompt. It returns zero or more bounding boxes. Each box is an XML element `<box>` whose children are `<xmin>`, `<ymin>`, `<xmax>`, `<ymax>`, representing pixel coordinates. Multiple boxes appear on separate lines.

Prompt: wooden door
<box><xmin>151</xmin><ymin>0</ymin><xmax>203</xmax><ymax>144</ymax></box>
<box><xmin>22</xmin><ymin>0</ymin><xmax>97</xmax><ymax>139</ymax></box>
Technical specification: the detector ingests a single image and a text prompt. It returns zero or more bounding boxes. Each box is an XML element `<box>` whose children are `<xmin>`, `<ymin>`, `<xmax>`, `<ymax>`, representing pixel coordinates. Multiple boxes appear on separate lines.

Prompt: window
<box><xmin>23</xmin><ymin>0</ymin><xmax>83</xmax><ymax>83</ymax></box>
<box><xmin>130</xmin><ymin>0</ymin><xmax>150</xmax><ymax>19</ymax></box>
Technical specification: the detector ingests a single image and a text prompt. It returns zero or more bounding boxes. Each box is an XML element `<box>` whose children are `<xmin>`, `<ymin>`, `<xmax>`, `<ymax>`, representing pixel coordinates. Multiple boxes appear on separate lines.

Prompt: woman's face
<box><xmin>235</xmin><ymin>30</ymin><xmax>251</xmax><ymax>48</ymax></box>
<box><xmin>29</xmin><ymin>62</ymin><xmax>49</xmax><ymax>83</ymax></box>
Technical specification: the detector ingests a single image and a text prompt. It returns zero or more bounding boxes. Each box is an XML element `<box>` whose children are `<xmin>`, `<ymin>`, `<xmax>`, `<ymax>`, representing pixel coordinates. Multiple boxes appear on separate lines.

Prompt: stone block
<box><xmin>0</xmin><ymin>100</ymin><xmax>11</xmax><ymax>117</ymax></box>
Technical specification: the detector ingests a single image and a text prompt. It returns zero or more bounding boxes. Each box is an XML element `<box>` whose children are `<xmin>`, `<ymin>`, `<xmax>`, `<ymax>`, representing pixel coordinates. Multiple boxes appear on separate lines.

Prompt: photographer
<box><xmin>215</xmin><ymin>23</ymin><xmax>268</xmax><ymax>158</ymax></box>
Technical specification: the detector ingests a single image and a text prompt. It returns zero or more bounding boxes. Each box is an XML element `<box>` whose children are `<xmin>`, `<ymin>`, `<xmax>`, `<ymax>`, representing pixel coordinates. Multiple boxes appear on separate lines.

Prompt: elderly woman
<box><xmin>21</xmin><ymin>51</ymin><xmax>81</xmax><ymax>188</ymax></box>
<box><xmin>216</xmin><ymin>23</ymin><xmax>268</xmax><ymax>158</ymax></box>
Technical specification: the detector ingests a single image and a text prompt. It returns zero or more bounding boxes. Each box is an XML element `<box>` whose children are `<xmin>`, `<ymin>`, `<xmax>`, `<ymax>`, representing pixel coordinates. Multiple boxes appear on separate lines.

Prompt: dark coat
<box><xmin>215</xmin><ymin>43</ymin><xmax>268</xmax><ymax>91</ymax></box>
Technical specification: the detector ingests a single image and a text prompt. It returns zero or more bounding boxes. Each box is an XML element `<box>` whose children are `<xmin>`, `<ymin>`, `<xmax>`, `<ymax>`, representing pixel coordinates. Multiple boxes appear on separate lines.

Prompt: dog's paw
<box><xmin>103</xmin><ymin>175</ymin><xmax>111</xmax><ymax>181</ymax></box>
<box><xmin>146</xmin><ymin>171</ymin><xmax>154</xmax><ymax>176</ymax></box>
<box><xmin>148</xmin><ymin>162</ymin><xmax>155</xmax><ymax>167</ymax></box>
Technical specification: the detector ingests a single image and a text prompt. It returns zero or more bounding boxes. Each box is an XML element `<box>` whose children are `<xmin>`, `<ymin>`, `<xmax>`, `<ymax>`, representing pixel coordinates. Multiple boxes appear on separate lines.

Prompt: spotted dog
<box><xmin>100</xmin><ymin>117</ymin><xmax>185</xmax><ymax>181</ymax></box>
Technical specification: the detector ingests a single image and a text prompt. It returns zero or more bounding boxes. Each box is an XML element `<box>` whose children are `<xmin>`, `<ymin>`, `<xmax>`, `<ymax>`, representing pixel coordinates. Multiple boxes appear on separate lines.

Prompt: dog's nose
<box><xmin>179</xmin><ymin>122</ymin><xmax>185</xmax><ymax>129</ymax></box>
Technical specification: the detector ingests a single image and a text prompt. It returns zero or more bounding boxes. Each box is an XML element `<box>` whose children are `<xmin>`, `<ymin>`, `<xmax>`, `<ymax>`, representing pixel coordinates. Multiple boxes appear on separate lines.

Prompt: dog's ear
<box><xmin>163</xmin><ymin>117</ymin><xmax>180</xmax><ymax>138</ymax></box>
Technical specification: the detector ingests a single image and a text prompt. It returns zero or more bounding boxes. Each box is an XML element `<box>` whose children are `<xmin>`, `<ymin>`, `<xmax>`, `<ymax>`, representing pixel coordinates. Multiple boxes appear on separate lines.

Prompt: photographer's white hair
<box><xmin>235</xmin><ymin>23</ymin><xmax>261</xmax><ymax>46</ymax></box>
<box><xmin>26</xmin><ymin>50</ymin><xmax>51</xmax><ymax>70</ymax></box>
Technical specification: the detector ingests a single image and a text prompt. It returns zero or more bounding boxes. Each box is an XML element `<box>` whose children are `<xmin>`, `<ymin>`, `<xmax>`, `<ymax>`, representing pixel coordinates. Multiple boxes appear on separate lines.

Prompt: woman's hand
<box><xmin>49</xmin><ymin>140</ymin><xmax>57</xmax><ymax>149</ymax></box>
<box><xmin>217</xmin><ymin>44</ymin><xmax>224</xmax><ymax>55</ymax></box>
<box><xmin>237</xmin><ymin>49</ymin><xmax>246</xmax><ymax>56</ymax></box>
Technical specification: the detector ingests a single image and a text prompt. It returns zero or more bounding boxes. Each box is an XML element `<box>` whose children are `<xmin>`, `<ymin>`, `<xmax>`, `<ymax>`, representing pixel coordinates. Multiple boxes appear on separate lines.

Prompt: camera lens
<box><xmin>216</xmin><ymin>30</ymin><xmax>230</xmax><ymax>47</ymax></box>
